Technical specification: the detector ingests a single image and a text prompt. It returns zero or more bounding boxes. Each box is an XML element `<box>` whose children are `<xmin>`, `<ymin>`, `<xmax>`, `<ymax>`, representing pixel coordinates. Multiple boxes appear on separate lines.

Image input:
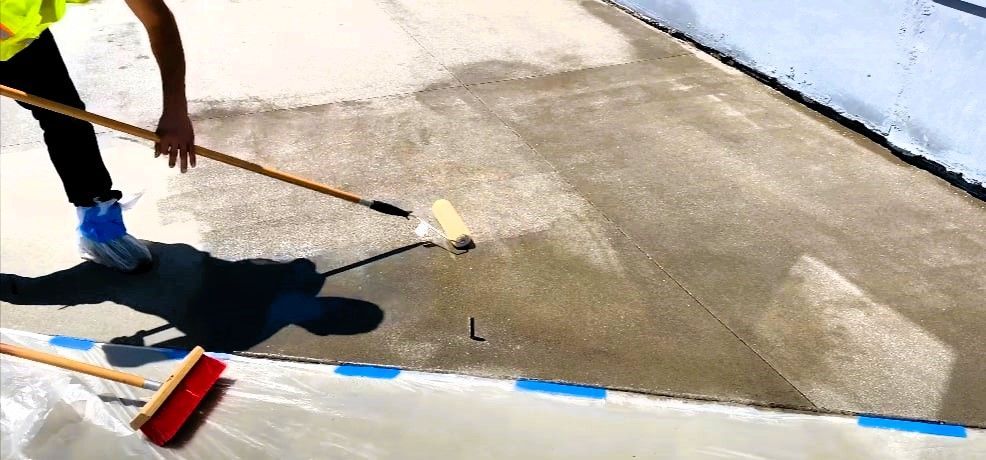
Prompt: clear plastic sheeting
<box><xmin>1</xmin><ymin>328</ymin><xmax>982</xmax><ymax>459</ymax></box>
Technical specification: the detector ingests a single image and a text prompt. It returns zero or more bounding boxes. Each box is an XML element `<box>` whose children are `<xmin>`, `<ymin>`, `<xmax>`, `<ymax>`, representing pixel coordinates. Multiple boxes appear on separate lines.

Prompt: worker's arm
<box><xmin>125</xmin><ymin>0</ymin><xmax>195</xmax><ymax>172</ymax></box>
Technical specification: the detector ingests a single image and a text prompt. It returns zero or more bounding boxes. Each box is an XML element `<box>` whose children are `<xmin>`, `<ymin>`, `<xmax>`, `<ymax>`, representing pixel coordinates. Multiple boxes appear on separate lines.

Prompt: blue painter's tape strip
<box><xmin>334</xmin><ymin>364</ymin><xmax>401</xmax><ymax>379</ymax></box>
<box><xmin>858</xmin><ymin>416</ymin><xmax>967</xmax><ymax>438</ymax></box>
<box><xmin>156</xmin><ymin>348</ymin><xmax>189</xmax><ymax>360</ymax></box>
<box><xmin>516</xmin><ymin>379</ymin><xmax>607</xmax><ymax>399</ymax></box>
<box><xmin>48</xmin><ymin>336</ymin><xmax>94</xmax><ymax>351</ymax></box>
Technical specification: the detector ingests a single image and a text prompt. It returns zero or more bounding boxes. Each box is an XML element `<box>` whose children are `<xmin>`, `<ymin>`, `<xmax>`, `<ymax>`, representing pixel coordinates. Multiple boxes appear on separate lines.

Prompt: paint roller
<box><xmin>0</xmin><ymin>84</ymin><xmax>472</xmax><ymax>249</ymax></box>
<box><xmin>433</xmin><ymin>199</ymin><xmax>472</xmax><ymax>249</ymax></box>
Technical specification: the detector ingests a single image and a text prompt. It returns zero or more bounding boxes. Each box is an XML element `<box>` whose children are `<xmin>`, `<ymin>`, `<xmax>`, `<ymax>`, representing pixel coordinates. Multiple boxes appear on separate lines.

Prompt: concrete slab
<box><xmin>1</xmin><ymin>0</ymin><xmax>455</xmax><ymax>147</ymax></box>
<box><xmin>468</xmin><ymin>54</ymin><xmax>986</xmax><ymax>425</ymax></box>
<box><xmin>378</xmin><ymin>0</ymin><xmax>686</xmax><ymax>84</ymax></box>
<box><xmin>0</xmin><ymin>88</ymin><xmax>810</xmax><ymax>408</ymax></box>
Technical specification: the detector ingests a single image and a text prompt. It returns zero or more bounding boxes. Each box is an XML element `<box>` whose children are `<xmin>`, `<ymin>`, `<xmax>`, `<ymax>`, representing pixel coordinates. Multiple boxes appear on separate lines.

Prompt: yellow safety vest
<box><xmin>0</xmin><ymin>0</ymin><xmax>87</xmax><ymax>61</ymax></box>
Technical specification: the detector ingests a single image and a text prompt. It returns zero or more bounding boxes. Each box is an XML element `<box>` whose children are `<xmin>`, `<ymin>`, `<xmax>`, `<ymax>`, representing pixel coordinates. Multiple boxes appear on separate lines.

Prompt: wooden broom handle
<box><xmin>0</xmin><ymin>84</ymin><xmax>363</xmax><ymax>204</ymax></box>
<box><xmin>0</xmin><ymin>342</ymin><xmax>147</xmax><ymax>388</ymax></box>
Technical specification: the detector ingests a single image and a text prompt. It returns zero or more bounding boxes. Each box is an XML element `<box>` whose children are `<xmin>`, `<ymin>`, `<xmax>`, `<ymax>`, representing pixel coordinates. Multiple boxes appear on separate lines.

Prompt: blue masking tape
<box><xmin>48</xmin><ymin>336</ymin><xmax>95</xmax><ymax>351</ymax></box>
<box><xmin>516</xmin><ymin>379</ymin><xmax>607</xmax><ymax>399</ymax></box>
<box><xmin>156</xmin><ymin>348</ymin><xmax>189</xmax><ymax>360</ymax></box>
<box><xmin>334</xmin><ymin>364</ymin><xmax>401</xmax><ymax>379</ymax></box>
<box><xmin>858</xmin><ymin>416</ymin><xmax>967</xmax><ymax>438</ymax></box>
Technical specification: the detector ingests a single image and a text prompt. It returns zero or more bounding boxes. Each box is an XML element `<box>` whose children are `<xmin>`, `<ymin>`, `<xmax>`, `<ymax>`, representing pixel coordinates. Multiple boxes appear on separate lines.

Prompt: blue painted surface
<box><xmin>334</xmin><ymin>364</ymin><xmax>401</xmax><ymax>379</ymax></box>
<box><xmin>858</xmin><ymin>416</ymin><xmax>967</xmax><ymax>438</ymax></box>
<box><xmin>48</xmin><ymin>336</ymin><xmax>94</xmax><ymax>351</ymax></box>
<box><xmin>614</xmin><ymin>0</ymin><xmax>986</xmax><ymax>184</ymax></box>
<box><xmin>516</xmin><ymin>379</ymin><xmax>607</xmax><ymax>399</ymax></box>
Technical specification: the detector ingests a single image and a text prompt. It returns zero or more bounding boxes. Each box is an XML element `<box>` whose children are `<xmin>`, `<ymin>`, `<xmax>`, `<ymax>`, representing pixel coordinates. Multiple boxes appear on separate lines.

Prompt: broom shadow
<box><xmin>0</xmin><ymin>241</ymin><xmax>428</xmax><ymax>366</ymax></box>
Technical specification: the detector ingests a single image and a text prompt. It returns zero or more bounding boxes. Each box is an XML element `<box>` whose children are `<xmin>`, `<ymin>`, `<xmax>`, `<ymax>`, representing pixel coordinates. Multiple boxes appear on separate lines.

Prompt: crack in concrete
<box><xmin>462</xmin><ymin>53</ymin><xmax>690</xmax><ymax>89</ymax></box>
<box><xmin>0</xmin><ymin>126</ymin><xmax>113</xmax><ymax>151</ymax></box>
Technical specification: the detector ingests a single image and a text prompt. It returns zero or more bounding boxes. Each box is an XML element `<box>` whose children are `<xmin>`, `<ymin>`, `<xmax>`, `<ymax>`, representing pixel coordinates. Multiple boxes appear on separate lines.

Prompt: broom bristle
<box><xmin>140</xmin><ymin>355</ymin><xmax>226</xmax><ymax>446</ymax></box>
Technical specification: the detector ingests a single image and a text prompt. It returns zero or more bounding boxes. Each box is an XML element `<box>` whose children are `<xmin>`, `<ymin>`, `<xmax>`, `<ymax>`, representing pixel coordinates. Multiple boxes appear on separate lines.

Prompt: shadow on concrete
<box><xmin>0</xmin><ymin>242</ymin><xmax>428</xmax><ymax>359</ymax></box>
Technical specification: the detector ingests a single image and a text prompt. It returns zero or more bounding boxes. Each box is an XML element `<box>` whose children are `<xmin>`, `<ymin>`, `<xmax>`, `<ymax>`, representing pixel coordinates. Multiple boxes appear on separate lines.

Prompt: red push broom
<box><xmin>0</xmin><ymin>341</ymin><xmax>225</xmax><ymax>445</ymax></box>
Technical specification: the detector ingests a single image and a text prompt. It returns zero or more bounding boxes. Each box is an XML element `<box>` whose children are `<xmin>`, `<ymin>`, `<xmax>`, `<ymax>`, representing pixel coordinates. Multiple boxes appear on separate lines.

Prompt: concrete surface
<box><xmin>2</xmin><ymin>0</ymin><xmax>984</xmax><ymax>427</ymax></box>
<box><xmin>468</xmin><ymin>53</ymin><xmax>986</xmax><ymax>425</ymax></box>
<box><xmin>613</xmin><ymin>0</ymin><xmax>986</xmax><ymax>185</ymax></box>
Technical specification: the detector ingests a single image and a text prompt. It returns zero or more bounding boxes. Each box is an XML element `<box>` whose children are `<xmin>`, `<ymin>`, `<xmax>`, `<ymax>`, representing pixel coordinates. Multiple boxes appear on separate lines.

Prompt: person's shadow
<box><xmin>0</xmin><ymin>242</ymin><xmax>399</xmax><ymax>357</ymax></box>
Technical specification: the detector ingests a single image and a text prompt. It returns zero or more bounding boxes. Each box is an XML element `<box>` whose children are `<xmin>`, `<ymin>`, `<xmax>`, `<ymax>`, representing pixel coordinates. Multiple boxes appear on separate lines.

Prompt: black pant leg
<box><xmin>0</xmin><ymin>29</ymin><xmax>117</xmax><ymax>207</ymax></box>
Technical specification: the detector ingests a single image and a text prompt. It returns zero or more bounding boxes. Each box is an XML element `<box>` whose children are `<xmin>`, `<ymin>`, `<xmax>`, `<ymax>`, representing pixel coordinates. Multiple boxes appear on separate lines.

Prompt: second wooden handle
<box><xmin>0</xmin><ymin>342</ymin><xmax>147</xmax><ymax>388</ymax></box>
<box><xmin>0</xmin><ymin>84</ymin><xmax>364</xmax><ymax>204</ymax></box>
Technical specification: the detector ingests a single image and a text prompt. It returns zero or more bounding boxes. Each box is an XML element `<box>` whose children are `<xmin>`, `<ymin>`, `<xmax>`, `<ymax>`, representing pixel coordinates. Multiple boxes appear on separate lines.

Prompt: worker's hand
<box><xmin>155</xmin><ymin>109</ymin><xmax>196</xmax><ymax>173</ymax></box>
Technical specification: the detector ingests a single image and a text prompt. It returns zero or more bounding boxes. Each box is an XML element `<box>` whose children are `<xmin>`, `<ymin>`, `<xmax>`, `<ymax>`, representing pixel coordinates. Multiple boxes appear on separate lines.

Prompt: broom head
<box><xmin>131</xmin><ymin>346</ymin><xmax>226</xmax><ymax>446</ymax></box>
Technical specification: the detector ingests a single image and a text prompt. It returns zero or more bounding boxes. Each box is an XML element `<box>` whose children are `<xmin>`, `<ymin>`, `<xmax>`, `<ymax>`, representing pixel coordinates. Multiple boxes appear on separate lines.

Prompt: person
<box><xmin>0</xmin><ymin>0</ymin><xmax>194</xmax><ymax>272</ymax></box>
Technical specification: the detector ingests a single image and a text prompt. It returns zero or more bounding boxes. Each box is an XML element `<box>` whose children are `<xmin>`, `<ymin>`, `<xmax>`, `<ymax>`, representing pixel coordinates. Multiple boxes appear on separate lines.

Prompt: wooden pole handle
<box><xmin>1</xmin><ymin>342</ymin><xmax>148</xmax><ymax>388</ymax></box>
<box><xmin>0</xmin><ymin>84</ymin><xmax>363</xmax><ymax>204</ymax></box>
